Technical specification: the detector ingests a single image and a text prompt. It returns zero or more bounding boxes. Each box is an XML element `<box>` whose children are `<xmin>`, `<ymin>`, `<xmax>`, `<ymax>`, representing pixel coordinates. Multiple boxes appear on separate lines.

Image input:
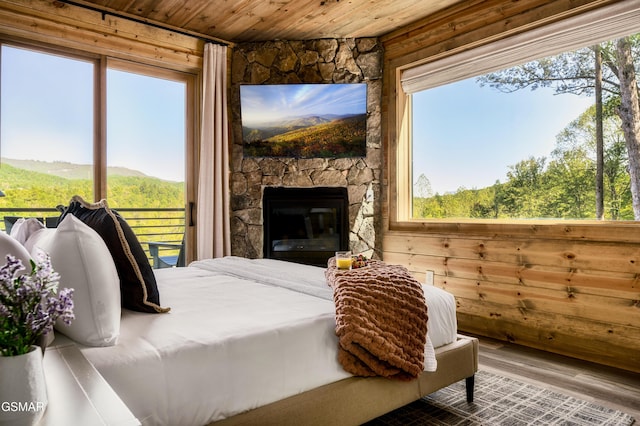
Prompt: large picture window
<box><xmin>399</xmin><ymin>3</ymin><xmax>640</xmax><ymax>222</ymax></box>
<box><xmin>0</xmin><ymin>45</ymin><xmax>191</xmax><ymax>207</ymax></box>
<box><xmin>0</xmin><ymin>42</ymin><xmax>195</xmax><ymax>265</ymax></box>
<box><xmin>1</xmin><ymin>45</ymin><xmax>95</xmax><ymax>204</ymax></box>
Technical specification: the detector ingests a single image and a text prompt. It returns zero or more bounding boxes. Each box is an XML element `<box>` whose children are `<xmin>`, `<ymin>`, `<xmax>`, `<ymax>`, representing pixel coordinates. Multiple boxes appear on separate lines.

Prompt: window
<box><xmin>106</xmin><ymin>62</ymin><xmax>189</xmax><ymax>263</ymax></box>
<box><xmin>398</xmin><ymin>3</ymin><xmax>640</xmax><ymax>222</ymax></box>
<box><xmin>106</xmin><ymin>64</ymin><xmax>186</xmax><ymax>208</ymax></box>
<box><xmin>0</xmin><ymin>45</ymin><xmax>95</xmax><ymax>204</ymax></box>
<box><xmin>0</xmin><ymin>42</ymin><xmax>195</xmax><ymax>263</ymax></box>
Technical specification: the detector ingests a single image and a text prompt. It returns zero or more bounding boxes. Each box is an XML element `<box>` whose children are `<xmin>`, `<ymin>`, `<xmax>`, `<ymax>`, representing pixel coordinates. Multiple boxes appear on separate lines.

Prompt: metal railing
<box><xmin>0</xmin><ymin>207</ymin><xmax>185</xmax><ymax>268</ymax></box>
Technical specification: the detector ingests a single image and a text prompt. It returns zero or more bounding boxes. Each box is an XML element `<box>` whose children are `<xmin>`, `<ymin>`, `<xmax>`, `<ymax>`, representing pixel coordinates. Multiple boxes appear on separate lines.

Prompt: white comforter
<box><xmin>78</xmin><ymin>257</ymin><xmax>456</xmax><ymax>426</ymax></box>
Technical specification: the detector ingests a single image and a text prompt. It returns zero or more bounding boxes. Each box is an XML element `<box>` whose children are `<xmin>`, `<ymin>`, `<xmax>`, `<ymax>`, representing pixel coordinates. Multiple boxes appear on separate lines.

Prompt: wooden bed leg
<box><xmin>465</xmin><ymin>375</ymin><xmax>475</xmax><ymax>403</ymax></box>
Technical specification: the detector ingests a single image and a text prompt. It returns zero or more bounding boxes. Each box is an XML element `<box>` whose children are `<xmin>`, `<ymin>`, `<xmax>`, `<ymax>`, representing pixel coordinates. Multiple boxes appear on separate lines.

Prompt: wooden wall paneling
<box><xmin>388</xmin><ymin>220</ymin><xmax>640</xmax><ymax>243</ymax></box>
<box><xmin>383</xmin><ymin>229</ymin><xmax>640</xmax><ymax>371</ymax></box>
<box><xmin>456</xmin><ymin>309</ymin><xmax>640</xmax><ymax>373</ymax></box>
<box><xmin>382</xmin><ymin>0</ymin><xmax>617</xmax><ymax>63</ymax></box>
<box><xmin>454</xmin><ymin>297</ymin><xmax>640</xmax><ymax>350</ymax></box>
<box><xmin>383</xmin><ymin>251</ymin><xmax>639</xmax><ymax>299</ymax></box>
<box><xmin>383</xmin><ymin>232</ymin><xmax>640</xmax><ymax>275</ymax></box>
<box><xmin>438</xmin><ymin>276</ymin><xmax>640</xmax><ymax>328</ymax></box>
<box><xmin>0</xmin><ymin>0</ymin><xmax>204</xmax><ymax>71</ymax></box>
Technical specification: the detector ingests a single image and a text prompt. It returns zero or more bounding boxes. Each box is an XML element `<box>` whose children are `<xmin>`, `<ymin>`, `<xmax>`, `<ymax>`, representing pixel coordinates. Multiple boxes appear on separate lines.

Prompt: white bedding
<box><xmin>77</xmin><ymin>257</ymin><xmax>457</xmax><ymax>426</ymax></box>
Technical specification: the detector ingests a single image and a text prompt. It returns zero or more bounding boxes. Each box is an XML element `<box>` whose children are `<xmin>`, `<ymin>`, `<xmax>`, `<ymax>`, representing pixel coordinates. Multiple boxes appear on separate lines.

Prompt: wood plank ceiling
<box><xmin>60</xmin><ymin>0</ymin><xmax>467</xmax><ymax>43</ymax></box>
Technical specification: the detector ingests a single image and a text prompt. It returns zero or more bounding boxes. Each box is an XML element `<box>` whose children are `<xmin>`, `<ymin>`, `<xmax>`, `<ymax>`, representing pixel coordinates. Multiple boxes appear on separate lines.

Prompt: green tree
<box><xmin>500</xmin><ymin>157</ymin><xmax>547</xmax><ymax>218</ymax></box>
<box><xmin>478</xmin><ymin>34</ymin><xmax>640</xmax><ymax>218</ymax></box>
<box><xmin>554</xmin><ymin>106</ymin><xmax>630</xmax><ymax>220</ymax></box>
<box><xmin>412</xmin><ymin>173</ymin><xmax>433</xmax><ymax>218</ymax></box>
<box><xmin>544</xmin><ymin>148</ymin><xmax>595</xmax><ymax>218</ymax></box>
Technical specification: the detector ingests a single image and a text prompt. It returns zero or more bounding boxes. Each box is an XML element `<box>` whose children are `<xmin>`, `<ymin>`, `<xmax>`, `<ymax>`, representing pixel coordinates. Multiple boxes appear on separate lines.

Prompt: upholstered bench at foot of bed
<box><xmin>210</xmin><ymin>334</ymin><xmax>479</xmax><ymax>426</ymax></box>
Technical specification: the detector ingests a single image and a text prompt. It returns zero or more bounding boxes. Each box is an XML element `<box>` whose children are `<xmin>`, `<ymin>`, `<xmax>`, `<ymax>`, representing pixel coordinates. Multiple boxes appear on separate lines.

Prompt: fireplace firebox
<box><xmin>263</xmin><ymin>187</ymin><xmax>349</xmax><ymax>267</ymax></box>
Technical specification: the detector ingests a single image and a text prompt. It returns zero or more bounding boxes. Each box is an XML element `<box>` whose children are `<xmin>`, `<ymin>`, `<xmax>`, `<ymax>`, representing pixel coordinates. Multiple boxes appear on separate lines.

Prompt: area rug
<box><xmin>366</xmin><ymin>370</ymin><xmax>636</xmax><ymax>425</ymax></box>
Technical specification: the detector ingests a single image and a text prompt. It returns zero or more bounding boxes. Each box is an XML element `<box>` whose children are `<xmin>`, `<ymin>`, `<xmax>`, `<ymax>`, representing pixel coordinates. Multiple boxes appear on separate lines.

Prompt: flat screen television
<box><xmin>240</xmin><ymin>83</ymin><xmax>367</xmax><ymax>158</ymax></box>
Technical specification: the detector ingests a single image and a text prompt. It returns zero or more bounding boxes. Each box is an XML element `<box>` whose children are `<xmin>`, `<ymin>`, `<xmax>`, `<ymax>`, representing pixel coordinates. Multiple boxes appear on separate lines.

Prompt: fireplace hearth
<box><xmin>263</xmin><ymin>187</ymin><xmax>349</xmax><ymax>267</ymax></box>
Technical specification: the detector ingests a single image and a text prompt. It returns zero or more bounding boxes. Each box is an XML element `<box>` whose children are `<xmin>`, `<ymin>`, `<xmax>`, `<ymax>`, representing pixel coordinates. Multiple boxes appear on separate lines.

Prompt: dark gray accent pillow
<box><xmin>59</xmin><ymin>195</ymin><xmax>169</xmax><ymax>313</ymax></box>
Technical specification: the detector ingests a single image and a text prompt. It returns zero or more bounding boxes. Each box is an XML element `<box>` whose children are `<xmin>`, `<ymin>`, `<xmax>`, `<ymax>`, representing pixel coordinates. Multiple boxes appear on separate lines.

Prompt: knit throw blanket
<box><xmin>325</xmin><ymin>258</ymin><xmax>429</xmax><ymax>381</ymax></box>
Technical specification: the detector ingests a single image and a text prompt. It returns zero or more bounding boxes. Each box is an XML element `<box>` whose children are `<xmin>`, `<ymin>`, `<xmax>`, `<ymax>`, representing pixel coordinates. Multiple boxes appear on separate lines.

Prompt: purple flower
<box><xmin>0</xmin><ymin>253</ymin><xmax>74</xmax><ymax>356</ymax></box>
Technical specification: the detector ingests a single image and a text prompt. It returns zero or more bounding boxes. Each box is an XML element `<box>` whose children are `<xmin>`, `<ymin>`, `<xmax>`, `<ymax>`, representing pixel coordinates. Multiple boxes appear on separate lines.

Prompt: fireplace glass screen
<box><xmin>263</xmin><ymin>187</ymin><xmax>349</xmax><ymax>266</ymax></box>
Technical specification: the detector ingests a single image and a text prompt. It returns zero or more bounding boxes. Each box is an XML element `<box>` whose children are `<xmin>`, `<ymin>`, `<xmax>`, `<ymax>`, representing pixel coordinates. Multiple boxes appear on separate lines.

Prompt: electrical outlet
<box><xmin>426</xmin><ymin>270</ymin><xmax>434</xmax><ymax>286</ymax></box>
<box><xmin>365</xmin><ymin>187</ymin><xmax>374</xmax><ymax>202</ymax></box>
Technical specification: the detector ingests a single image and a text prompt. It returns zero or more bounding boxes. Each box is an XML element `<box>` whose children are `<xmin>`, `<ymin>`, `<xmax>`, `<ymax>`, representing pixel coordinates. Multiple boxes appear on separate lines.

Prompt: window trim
<box><xmin>393</xmin><ymin>1</ymin><xmax>640</xmax><ymax>225</ymax></box>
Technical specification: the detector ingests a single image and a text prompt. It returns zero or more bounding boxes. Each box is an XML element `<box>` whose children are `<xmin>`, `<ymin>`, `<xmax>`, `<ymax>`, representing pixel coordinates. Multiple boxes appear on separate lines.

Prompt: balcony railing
<box><xmin>0</xmin><ymin>207</ymin><xmax>185</xmax><ymax>268</ymax></box>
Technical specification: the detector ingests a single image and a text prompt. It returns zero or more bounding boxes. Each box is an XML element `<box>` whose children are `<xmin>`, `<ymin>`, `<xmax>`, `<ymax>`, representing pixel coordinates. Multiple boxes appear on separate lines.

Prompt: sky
<box><xmin>239</xmin><ymin>83</ymin><xmax>367</xmax><ymax>127</ymax></box>
<box><xmin>1</xmin><ymin>45</ymin><xmax>186</xmax><ymax>183</ymax></box>
<box><xmin>412</xmin><ymin>78</ymin><xmax>594</xmax><ymax>194</ymax></box>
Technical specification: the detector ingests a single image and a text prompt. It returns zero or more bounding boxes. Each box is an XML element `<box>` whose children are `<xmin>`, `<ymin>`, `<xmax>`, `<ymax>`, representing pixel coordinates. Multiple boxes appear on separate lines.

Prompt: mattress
<box><xmin>77</xmin><ymin>257</ymin><xmax>457</xmax><ymax>426</ymax></box>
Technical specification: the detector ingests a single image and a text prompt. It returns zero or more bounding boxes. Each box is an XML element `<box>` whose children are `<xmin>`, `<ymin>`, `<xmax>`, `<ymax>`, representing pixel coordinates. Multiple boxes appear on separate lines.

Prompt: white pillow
<box><xmin>34</xmin><ymin>215</ymin><xmax>121</xmax><ymax>347</ymax></box>
<box><xmin>24</xmin><ymin>228</ymin><xmax>55</xmax><ymax>255</ymax></box>
<box><xmin>10</xmin><ymin>217</ymin><xmax>45</xmax><ymax>246</ymax></box>
<box><xmin>0</xmin><ymin>231</ymin><xmax>32</xmax><ymax>272</ymax></box>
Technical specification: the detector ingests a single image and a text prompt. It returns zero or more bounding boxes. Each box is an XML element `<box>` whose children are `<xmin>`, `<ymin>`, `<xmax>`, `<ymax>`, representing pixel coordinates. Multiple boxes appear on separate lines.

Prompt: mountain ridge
<box><xmin>1</xmin><ymin>158</ymin><xmax>152</xmax><ymax>180</ymax></box>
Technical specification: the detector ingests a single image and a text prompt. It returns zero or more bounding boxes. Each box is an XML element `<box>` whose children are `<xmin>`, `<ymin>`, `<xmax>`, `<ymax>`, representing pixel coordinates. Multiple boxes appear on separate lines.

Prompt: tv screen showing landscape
<box><xmin>240</xmin><ymin>83</ymin><xmax>367</xmax><ymax>158</ymax></box>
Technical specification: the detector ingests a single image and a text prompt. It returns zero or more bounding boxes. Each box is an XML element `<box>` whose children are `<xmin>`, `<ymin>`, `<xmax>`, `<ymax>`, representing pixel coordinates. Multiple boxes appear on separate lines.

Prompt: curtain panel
<box><xmin>197</xmin><ymin>43</ymin><xmax>231</xmax><ymax>259</ymax></box>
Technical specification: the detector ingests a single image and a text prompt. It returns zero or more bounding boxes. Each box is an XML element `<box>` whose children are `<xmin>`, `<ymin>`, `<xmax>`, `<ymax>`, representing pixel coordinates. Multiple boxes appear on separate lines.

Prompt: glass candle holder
<box><xmin>335</xmin><ymin>251</ymin><xmax>352</xmax><ymax>270</ymax></box>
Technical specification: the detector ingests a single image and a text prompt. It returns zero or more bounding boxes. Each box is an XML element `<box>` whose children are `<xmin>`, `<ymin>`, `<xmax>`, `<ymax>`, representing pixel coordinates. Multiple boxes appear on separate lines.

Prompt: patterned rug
<box><xmin>366</xmin><ymin>370</ymin><xmax>636</xmax><ymax>425</ymax></box>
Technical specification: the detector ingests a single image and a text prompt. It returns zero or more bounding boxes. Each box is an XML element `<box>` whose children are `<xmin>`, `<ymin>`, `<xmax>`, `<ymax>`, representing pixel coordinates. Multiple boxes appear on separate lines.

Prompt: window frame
<box><xmin>0</xmin><ymin>38</ymin><xmax>199</xmax><ymax>261</ymax></box>
<box><xmin>105</xmin><ymin>57</ymin><xmax>197</xmax><ymax>207</ymax></box>
<box><xmin>0</xmin><ymin>39</ymin><xmax>197</xmax><ymax>202</ymax></box>
<box><xmin>391</xmin><ymin>1</ymin><xmax>640</xmax><ymax>227</ymax></box>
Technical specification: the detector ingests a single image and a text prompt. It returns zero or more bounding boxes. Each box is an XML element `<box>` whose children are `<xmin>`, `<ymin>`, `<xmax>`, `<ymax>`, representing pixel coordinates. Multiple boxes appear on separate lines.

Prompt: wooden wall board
<box><xmin>384</xmin><ymin>252</ymin><xmax>638</xmax><ymax>299</ymax></box>
<box><xmin>382</xmin><ymin>0</ymin><xmax>617</xmax><ymax>63</ymax></box>
<box><xmin>440</xmin><ymin>277</ymin><xmax>640</xmax><ymax>328</ymax></box>
<box><xmin>457</xmin><ymin>310</ymin><xmax>640</xmax><ymax>373</ymax></box>
<box><xmin>0</xmin><ymin>0</ymin><xmax>204</xmax><ymax>71</ymax></box>
<box><xmin>383</xmin><ymin>232</ymin><xmax>640</xmax><ymax>275</ymax></box>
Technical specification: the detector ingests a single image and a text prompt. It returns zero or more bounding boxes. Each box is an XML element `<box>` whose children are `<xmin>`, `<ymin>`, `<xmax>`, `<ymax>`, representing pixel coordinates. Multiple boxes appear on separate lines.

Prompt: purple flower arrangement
<box><xmin>0</xmin><ymin>253</ymin><xmax>74</xmax><ymax>356</ymax></box>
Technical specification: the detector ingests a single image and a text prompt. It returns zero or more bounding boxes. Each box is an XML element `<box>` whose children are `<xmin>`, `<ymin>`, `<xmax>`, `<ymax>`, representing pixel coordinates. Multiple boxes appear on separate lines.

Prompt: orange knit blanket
<box><xmin>325</xmin><ymin>258</ymin><xmax>428</xmax><ymax>381</ymax></box>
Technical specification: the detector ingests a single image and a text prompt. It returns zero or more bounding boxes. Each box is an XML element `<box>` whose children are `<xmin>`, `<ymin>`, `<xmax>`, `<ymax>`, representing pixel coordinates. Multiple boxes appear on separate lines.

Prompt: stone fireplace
<box><xmin>230</xmin><ymin>38</ymin><xmax>383</xmax><ymax>262</ymax></box>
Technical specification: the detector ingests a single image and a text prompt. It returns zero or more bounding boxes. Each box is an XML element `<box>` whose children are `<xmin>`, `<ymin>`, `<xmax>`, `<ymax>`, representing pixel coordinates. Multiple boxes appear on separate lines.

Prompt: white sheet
<box><xmin>78</xmin><ymin>257</ymin><xmax>457</xmax><ymax>426</ymax></box>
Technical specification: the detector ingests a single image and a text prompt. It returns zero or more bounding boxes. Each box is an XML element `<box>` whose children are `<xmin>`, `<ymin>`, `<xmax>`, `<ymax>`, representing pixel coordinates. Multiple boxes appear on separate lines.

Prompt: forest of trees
<box><xmin>0</xmin><ymin>163</ymin><xmax>185</xmax><ymax>250</ymax></box>
<box><xmin>414</xmin><ymin>106</ymin><xmax>633</xmax><ymax>219</ymax></box>
<box><xmin>414</xmin><ymin>33</ymin><xmax>640</xmax><ymax>221</ymax></box>
<box><xmin>0</xmin><ymin>163</ymin><xmax>184</xmax><ymax>210</ymax></box>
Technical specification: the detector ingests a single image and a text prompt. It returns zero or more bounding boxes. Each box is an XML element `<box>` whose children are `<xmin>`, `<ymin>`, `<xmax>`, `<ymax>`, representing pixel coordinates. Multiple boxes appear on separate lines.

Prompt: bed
<box><xmin>4</xmin><ymin>199</ymin><xmax>477</xmax><ymax>425</ymax></box>
<box><xmin>74</xmin><ymin>256</ymin><xmax>478</xmax><ymax>426</ymax></box>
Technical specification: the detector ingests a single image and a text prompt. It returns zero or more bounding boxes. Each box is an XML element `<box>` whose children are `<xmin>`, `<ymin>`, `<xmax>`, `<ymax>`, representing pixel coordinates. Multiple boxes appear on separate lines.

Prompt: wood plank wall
<box><xmin>0</xmin><ymin>0</ymin><xmax>205</xmax><ymax>72</ymax></box>
<box><xmin>380</xmin><ymin>0</ymin><xmax>640</xmax><ymax>373</ymax></box>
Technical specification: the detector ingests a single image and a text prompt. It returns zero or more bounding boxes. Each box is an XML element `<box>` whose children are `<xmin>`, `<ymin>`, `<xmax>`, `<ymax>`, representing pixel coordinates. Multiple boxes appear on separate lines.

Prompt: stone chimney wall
<box><xmin>229</xmin><ymin>38</ymin><xmax>383</xmax><ymax>261</ymax></box>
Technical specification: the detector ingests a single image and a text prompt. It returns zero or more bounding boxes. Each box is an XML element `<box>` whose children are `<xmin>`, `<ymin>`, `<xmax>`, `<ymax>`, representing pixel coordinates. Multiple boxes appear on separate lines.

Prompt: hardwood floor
<box><xmin>475</xmin><ymin>335</ymin><xmax>640</xmax><ymax>420</ymax></box>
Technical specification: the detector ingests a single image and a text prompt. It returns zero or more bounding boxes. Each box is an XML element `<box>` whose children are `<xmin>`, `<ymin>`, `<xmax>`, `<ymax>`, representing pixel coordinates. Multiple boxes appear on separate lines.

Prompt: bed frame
<box><xmin>212</xmin><ymin>334</ymin><xmax>478</xmax><ymax>426</ymax></box>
